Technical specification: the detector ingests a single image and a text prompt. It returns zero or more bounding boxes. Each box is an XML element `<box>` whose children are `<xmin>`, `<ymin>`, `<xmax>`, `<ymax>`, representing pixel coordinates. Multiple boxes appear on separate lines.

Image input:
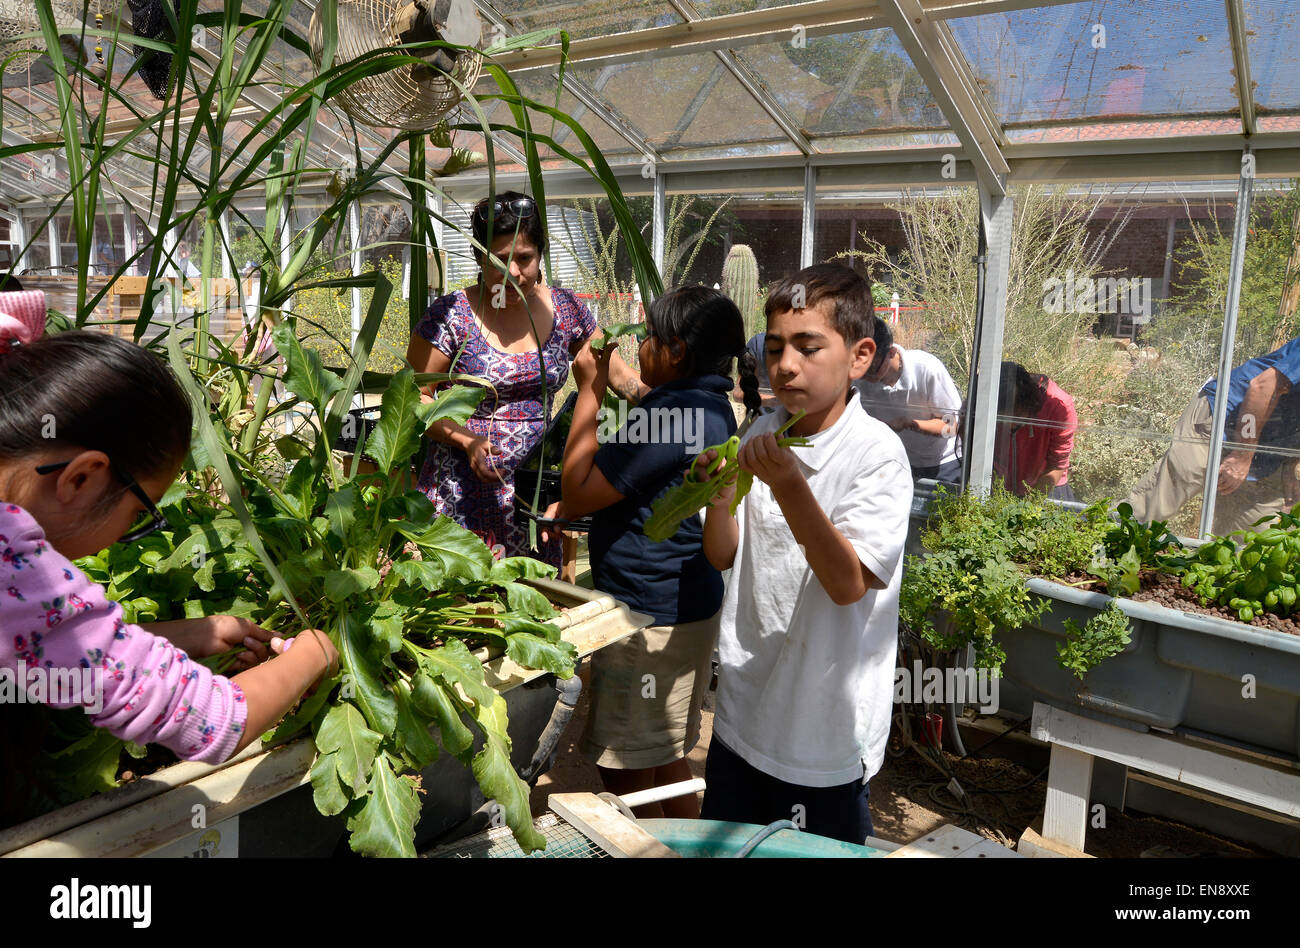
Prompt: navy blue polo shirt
<box><xmin>1202</xmin><ymin>336</ymin><xmax>1300</xmax><ymax>477</ymax></box>
<box><xmin>589</xmin><ymin>374</ymin><xmax>737</xmax><ymax>626</ymax></box>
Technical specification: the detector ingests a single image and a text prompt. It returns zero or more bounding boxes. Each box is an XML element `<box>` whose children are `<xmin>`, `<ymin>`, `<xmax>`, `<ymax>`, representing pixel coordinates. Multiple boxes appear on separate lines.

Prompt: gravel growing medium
<box><xmin>1060</xmin><ymin>569</ymin><xmax>1300</xmax><ymax>637</ymax></box>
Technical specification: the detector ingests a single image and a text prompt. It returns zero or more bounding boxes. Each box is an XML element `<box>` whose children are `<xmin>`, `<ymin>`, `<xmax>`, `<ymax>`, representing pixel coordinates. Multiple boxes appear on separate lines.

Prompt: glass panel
<box><xmin>55</xmin><ymin>214</ymin><xmax>79</xmax><ymax>272</ymax></box>
<box><xmin>90</xmin><ymin>212</ymin><xmax>125</xmax><ymax>275</ymax></box>
<box><xmin>659</xmin><ymin>189</ymin><xmax>803</xmax><ymax>363</ymax></box>
<box><xmin>21</xmin><ymin>217</ymin><xmax>50</xmax><ymax>272</ymax></box>
<box><xmin>567</xmin><ymin>52</ymin><xmax>796</xmax><ymax>157</ymax></box>
<box><xmin>1203</xmin><ymin>180</ymin><xmax>1300</xmax><ymax>535</ymax></box>
<box><xmin>813</xmin><ymin>192</ymin><xmax>904</xmax><ymax>283</ymax></box>
<box><xmin>488</xmin><ymin>0</ymin><xmax>679</xmax><ymax>43</ymax></box>
<box><xmin>1244</xmin><ymin>0</ymin><xmax>1300</xmax><ymax>115</ymax></box>
<box><xmin>693</xmin><ymin>0</ymin><xmax>808</xmax><ymax>13</ymax></box>
<box><xmin>512</xmin><ymin>72</ymin><xmax>641</xmax><ymax>160</ymax></box>
<box><xmin>734</xmin><ymin>30</ymin><xmax>949</xmax><ymax>140</ymax></box>
<box><xmin>949</xmin><ymin>0</ymin><xmax>1240</xmax><ymax>127</ymax></box>
<box><xmin>985</xmin><ymin>181</ymin><xmax>1241</xmax><ymax>538</ymax></box>
<box><xmin>544</xmin><ymin>195</ymin><xmax>654</xmax><ymax>372</ymax></box>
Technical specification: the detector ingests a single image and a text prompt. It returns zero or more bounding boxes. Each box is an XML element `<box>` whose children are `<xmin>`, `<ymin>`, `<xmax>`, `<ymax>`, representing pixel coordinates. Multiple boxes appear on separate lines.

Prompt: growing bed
<box><xmin>0</xmin><ymin>580</ymin><xmax>648</xmax><ymax>859</ymax></box>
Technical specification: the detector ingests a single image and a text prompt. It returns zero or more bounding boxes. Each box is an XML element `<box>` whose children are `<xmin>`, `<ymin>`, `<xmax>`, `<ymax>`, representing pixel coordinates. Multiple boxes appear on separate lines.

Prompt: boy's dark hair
<box><xmin>0</xmin><ymin>331</ymin><xmax>192</xmax><ymax>487</ymax></box>
<box><xmin>646</xmin><ymin>284</ymin><xmax>760</xmax><ymax>414</ymax></box>
<box><xmin>998</xmin><ymin>361</ymin><xmax>1047</xmax><ymax>417</ymax></box>
<box><xmin>765</xmin><ymin>262</ymin><xmax>892</xmax><ymax>375</ymax></box>
<box><xmin>471</xmin><ymin>190</ymin><xmax>547</xmax><ymax>267</ymax></box>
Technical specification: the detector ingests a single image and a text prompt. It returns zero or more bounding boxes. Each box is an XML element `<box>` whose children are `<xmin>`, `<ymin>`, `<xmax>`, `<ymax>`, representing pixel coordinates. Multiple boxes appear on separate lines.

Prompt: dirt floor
<box><xmin>531</xmin><ymin>658</ymin><xmax>1272</xmax><ymax>858</ymax></box>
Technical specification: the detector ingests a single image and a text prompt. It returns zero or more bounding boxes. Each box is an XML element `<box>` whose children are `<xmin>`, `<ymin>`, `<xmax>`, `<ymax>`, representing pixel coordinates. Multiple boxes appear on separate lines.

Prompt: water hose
<box><xmin>520</xmin><ymin>672</ymin><xmax>584</xmax><ymax>783</ymax></box>
<box><xmin>734</xmin><ymin>819</ymin><xmax>799</xmax><ymax>858</ymax></box>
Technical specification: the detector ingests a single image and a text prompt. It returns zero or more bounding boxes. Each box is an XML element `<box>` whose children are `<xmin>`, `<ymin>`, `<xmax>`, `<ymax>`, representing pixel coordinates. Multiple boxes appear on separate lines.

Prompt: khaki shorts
<box><xmin>579</xmin><ymin>612</ymin><xmax>720</xmax><ymax>770</ymax></box>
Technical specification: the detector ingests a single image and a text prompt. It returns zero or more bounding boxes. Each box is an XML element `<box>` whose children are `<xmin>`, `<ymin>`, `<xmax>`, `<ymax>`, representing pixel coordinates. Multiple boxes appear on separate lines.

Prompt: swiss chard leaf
<box><xmin>337</xmin><ymin>611</ymin><xmax>399</xmax><ymax>735</ymax></box>
<box><xmin>505</xmin><ymin>632</ymin><xmax>577</xmax><ymax>678</ymax></box>
<box><xmin>345</xmin><ymin>754</ymin><xmax>422</xmax><ymax>859</ymax></box>
<box><xmin>309</xmin><ymin>751</ymin><xmax>351</xmax><ymax>817</ymax></box>
<box><xmin>315</xmin><ymin>702</ymin><xmax>382</xmax><ymax>794</ymax></box>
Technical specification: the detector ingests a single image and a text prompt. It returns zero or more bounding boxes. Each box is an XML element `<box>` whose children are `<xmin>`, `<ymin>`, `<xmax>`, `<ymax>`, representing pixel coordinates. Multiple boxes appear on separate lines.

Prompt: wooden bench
<box><xmin>106</xmin><ymin>275</ymin><xmax>149</xmax><ymax>321</ymax></box>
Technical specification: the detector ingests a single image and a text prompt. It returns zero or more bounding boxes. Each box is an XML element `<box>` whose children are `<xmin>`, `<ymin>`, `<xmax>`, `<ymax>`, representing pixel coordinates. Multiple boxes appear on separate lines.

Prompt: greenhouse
<box><xmin>1</xmin><ymin>0</ymin><xmax>1299</xmax><ymax>883</ymax></box>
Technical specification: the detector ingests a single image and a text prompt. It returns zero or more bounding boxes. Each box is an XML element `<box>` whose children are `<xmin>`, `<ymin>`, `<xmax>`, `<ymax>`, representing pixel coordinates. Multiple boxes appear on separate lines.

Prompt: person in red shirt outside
<box><xmin>993</xmin><ymin>361</ymin><xmax>1078</xmax><ymax>501</ymax></box>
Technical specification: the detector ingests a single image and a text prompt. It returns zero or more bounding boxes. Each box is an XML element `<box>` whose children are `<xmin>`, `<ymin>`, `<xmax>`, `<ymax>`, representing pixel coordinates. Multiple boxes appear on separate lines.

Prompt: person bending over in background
<box><xmin>994</xmin><ymin>361</ymin><xmax>1078</xmax><ymax>501</ymax></box>
<box><xmin>1124</xmin><ymin>335</ymin><xmax>1300</xmax><ymax>532</ymax></box>
<box><xmin>856</xmin><ymin>339</ymin><xmax>963</xmax><ymax>482</ymax></box>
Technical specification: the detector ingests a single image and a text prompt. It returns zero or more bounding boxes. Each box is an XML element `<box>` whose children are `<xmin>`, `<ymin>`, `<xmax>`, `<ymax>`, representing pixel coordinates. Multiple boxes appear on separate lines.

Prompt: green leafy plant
<box><xmin>1057</xmin><ymin>600</ymin><xmax>1133</xmax><ymax>679</ymax></box>
<box><xmin>1170</xmin><ymin>504</ymin><xmax>1300</xmax><ymax>622</ymax></box>
<box><xmin>1089</xmin><ymin>501</ymin><xmax>1183</xmax><ymax>596</ymax></box>
<box><xmin>901</xmin><ymin>486</ymin><xmax>1111</xmax><ymax>671</ymax></box>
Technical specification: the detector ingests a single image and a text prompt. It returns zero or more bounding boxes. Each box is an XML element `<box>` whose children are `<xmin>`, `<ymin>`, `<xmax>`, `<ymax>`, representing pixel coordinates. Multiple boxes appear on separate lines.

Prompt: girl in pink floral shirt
<box><xmin>0</xmin><ymin>293</ymin><xmax>337</xmax><ymax>770</ymax></box>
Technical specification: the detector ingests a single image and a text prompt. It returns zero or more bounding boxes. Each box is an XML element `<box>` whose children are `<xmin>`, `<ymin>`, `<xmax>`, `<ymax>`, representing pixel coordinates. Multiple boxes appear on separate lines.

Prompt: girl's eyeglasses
<box><xmin>35</xmin><ymin>459</ymin><xmax>168</xmax><ymax>543</ymax></box>
<box><xmin>472</xmin><ymin>197</ymin><xmax>536</xmax><ymax>221</ymax></box>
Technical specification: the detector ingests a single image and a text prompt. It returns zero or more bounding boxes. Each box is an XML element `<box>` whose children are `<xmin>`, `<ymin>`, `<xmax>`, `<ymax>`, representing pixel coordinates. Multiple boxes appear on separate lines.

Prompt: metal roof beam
<box><xmin>919</xmin><ymin>0</ymin><xmax>1096</xmax><ymax>17</ymax></box>
<box><xmin>494</xmin><ymin>0</ymin><xmax>883</xmax><ymax>72</ymax></box>
<box><xmin>877</xmin><ymin>0</ymin><xmax>1008</xmax><ymax>194</ymax></box>
<box><xmin>1225</xmin><ymin>0</ymin><xmax>1256</xmax><ymax>137</ymax></box>
<box><xmin>438</xmin><ymin>134</ymin><xmax>1300</xmax><ymax>196</ymax></box>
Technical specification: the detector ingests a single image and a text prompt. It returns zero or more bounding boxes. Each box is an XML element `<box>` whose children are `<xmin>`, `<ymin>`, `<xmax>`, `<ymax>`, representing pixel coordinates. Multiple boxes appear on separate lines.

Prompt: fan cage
<box><xmin>309</xmin><ymin>0</ymin><xmax>481</xmax><ymax>132</ymax></box>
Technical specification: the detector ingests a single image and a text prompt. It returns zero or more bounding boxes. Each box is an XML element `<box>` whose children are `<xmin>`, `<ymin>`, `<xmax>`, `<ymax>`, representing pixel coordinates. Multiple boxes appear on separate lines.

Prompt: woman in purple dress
<box><xmin>407</xmin><ymin>192</ymin><xmax>646</xmax><ymax>566</ymax></box>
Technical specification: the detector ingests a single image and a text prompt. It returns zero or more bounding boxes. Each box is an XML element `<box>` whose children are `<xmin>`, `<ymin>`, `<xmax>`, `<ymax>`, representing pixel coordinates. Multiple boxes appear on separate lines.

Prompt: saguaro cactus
<box><xmin>721</xmin><ymin>244</ymin><xmax>760</xmax><ymax>334</ymax></box>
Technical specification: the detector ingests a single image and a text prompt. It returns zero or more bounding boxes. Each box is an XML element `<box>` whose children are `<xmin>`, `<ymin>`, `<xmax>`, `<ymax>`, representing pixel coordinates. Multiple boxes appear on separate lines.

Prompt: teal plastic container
<box><xmin>639</xmin><ymin>819</ymin><xmax>888</xmax><ymax>858</ymax></box>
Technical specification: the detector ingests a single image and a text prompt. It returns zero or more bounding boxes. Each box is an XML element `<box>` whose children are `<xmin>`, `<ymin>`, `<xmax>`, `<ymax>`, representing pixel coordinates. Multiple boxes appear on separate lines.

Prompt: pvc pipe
<box><xmin>618</xmin><ymin>778</ymin><xmax>706</xmax><ymax>810</ymax></box>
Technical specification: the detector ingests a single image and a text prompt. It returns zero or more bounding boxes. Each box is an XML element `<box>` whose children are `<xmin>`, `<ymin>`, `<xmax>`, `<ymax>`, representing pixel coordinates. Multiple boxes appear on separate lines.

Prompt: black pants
<box><xmin>700</xmin><ymin>738</ymin><xmax>873</xmax><ymax>845</ymax></box>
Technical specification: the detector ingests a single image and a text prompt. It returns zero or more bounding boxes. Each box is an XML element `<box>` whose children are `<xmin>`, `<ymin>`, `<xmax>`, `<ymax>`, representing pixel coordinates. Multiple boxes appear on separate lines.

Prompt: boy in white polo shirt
<box><xmin>697</xmin><ymin>263</ymin><xmax>913</xmax><ymax>843</ymax></box>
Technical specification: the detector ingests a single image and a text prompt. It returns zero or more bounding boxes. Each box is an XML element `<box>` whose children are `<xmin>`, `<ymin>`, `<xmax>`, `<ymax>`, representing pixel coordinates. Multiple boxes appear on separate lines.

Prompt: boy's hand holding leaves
<box><xmin>739</xmin><ymin>432</ymin><xmax>802</xmax><ymax>494</ymax></box>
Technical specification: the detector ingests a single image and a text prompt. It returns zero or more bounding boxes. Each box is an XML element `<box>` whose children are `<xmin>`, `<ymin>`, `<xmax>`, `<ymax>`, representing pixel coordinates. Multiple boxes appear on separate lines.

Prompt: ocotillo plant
<box><xmin>721</xmin><ymin>244</ymin><xmax>761</xmax><ymax>338</ymax></box>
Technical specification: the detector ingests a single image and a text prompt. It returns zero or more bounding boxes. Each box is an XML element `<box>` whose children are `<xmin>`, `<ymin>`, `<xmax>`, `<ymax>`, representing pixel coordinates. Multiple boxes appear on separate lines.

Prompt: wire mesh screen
<box><xmin>424</xmin><ymin>813</ymin><xmax>611</xmax><ymax>859</ymax></box>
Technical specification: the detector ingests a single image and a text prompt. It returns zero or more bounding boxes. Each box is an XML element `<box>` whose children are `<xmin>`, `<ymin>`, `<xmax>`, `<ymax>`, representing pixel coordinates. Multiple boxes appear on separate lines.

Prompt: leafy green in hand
<box><xmin>589</xmin><ymin>321</ymin><xmax>647</xmax><ymax>352</ymax></box>
<box><xmin>642</xmin><ymin>410</ymin><xmax>811</xmax><ymax>542</ymax></box>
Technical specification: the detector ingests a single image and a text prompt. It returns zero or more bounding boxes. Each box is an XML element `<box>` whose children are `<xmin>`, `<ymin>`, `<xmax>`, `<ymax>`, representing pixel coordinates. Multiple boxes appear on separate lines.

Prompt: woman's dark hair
<box><xmin>646</xmin><ymin>285</ymin><xmax>759</xmax><ymax>414</ymax></box>
<box><xmin>765</xmin><ymin>261</ymin><xmax>892</xmax><ymax>376</ymax></box>
<box><xmin>998</xmin><ymin>361</ymin><xmax>1047</xmax><ymax>418</ymax></box>
<box><xmin>471</xmin><ymin>190</ymin><xmax>547</xmax><ymax>268</ymax></box>
<box><xmin>0</xmin><ymin>272</ymin><xmax>22</xmax><ymax>292</ymax></box>
<box><xmin>0</xmin><ymin>331</ymin><xmax>192</xmax><ymax>486</ymax></box>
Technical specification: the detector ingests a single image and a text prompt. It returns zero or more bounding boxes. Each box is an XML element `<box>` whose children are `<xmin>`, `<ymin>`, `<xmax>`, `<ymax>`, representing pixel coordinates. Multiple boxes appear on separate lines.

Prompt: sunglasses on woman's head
<box><xmin>473</xmin><ymin>197</ymin><xmax>537</xmax><ymax>222</ymax></box>
<box><xmin>35</xmin><ymin>459</ymin><xmax>169</xmax><ymax>543</ymax></box>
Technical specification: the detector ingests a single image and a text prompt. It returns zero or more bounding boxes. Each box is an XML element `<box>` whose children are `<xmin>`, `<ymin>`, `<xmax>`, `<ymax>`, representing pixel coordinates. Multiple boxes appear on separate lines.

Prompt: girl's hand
<box><xmin>465</xmin><ymin>435</ymin><xmax>504</xmax><ymax>482</ymax></box>
<box><xmin>147</xmin><ymin>616</ymin><xmax>273</xmax><ymax>671</ymax></box>
<box><xmin>540</xmin><ymin>500</ymin><xmax>566</xmax><ymax>545</ymax></box>
<box><xmin>692</xmin><ymin>449</ymin><xmax>737</xmax><ymax>510</ymax></box>
<box><xmin>270</xmin><ymin>630</ymin><xmax>339</xmax><ymax>691</ymax></box>
<box><xmin>573</xmin><ymin>338</ymin><xmax>613</xmax><ymax>388</ymax></box>
<box><xmin>738</xmin><ymin>433</ymin><xmax>801</xmax><ymax>492</ymax></box>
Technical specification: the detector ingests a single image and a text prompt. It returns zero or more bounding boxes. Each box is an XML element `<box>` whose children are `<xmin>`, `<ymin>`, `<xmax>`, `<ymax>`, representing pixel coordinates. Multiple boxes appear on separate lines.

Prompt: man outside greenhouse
<box><xmin>1125</xmin><ymin>335</ymin><xmax>1300</xmax><ymax>531</ymax></box>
